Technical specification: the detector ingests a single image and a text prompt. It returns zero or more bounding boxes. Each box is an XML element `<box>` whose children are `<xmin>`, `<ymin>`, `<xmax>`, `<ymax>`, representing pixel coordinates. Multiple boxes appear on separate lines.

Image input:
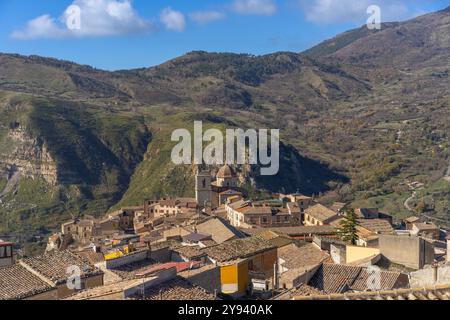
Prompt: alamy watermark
<box><xmin>366</xmin><ymin>265</ymin><xmax>382</xmax><ymax>291</ymax></box>
<box><xmin>171</xmin><ymin>121</ymin><xmax>280</xmax><ymax>176</ymax></box>
<box><xmin>66</xmin><ymin>265</ymin><xmax>82</xmax><ymax>290</ymax></box>
<box><xmin>62</xmin><ymin>4</ymin><xmax>382</xmax><ymax>32</ymax></box>
<box><xmin>65</xmin><ymin>5</ymin><xmax>82</xmax><ymax>30</ymax></box>
<box><xmin>367</xmin><ymin>5</ymin><xmax>382</xmax><ymax>30</ymax></box>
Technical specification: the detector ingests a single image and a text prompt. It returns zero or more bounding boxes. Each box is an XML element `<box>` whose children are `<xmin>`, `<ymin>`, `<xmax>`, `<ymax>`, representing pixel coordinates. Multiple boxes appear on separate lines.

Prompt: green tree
<box><xmin>338</xmin><ymin>208</ymin><xmax>359</xmax><ymax>245</ymax></box>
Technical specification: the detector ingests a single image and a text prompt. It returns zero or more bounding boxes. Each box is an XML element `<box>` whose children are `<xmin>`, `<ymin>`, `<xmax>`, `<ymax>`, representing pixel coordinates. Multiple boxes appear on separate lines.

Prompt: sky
<box><xmin>0</xmin><ymin>0</ymin><xmax>448</xmax><ymax>70</ymax></box>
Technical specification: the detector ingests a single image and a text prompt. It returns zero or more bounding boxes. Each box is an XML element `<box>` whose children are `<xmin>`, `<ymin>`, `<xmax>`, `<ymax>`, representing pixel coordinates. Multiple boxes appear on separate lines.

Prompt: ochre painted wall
<box><xmin>346</xmin><ymin>246</ymin><xmax>381</xmax><ymax>264</ymax></box>
<box><xmin>220</xmin><ymin>261</ymin><xmax>248</xmax><ymax>295</ymax></box>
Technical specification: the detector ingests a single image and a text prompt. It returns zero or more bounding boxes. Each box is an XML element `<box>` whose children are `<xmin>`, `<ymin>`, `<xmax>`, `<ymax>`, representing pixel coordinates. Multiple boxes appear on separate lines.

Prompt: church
<box><xmin>195</xmin><ymin>165</ymin><xmax>244</xmax><ymax>209</ymax></box>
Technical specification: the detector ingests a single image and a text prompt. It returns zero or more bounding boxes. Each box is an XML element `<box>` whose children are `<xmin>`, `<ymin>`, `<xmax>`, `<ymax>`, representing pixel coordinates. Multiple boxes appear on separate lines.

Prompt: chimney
<box><xmin>432</xmin><ymin>264</ymin><xmax>438</xmax><ymax>283</ymax></box>
<box><xmin>273</xmin><ymin>262</ymin><xmax>279</xmax><ymax>290</ymax></box>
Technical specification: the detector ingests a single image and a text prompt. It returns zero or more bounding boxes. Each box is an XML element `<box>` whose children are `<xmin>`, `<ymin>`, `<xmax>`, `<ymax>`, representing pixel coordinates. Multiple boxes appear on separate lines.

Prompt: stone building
<box><xmin>304</xmin><ymin>204</ymin><xmax>339</xmax><ymax>226</ymax></box>
<box><xmin>61</xmin><ymin>218</ymin><xmax>102</xmax><ymax>246</ymax></box>
<box><xmin>225</xmin><ymin>200</ymin><xmax>302</xmax><ymax>228</ymax></box>
<box><xmin>195</xmin><ymin>165</ymin><xmax>244</xmax><ymax>209</ymax></box>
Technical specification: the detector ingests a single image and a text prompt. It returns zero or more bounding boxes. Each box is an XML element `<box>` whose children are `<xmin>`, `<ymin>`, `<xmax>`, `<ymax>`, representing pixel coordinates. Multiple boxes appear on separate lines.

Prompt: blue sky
<box><xmin>0</xmin><ymin>0</ymin><xmax>448</xmax><ymax>70</ymax></box>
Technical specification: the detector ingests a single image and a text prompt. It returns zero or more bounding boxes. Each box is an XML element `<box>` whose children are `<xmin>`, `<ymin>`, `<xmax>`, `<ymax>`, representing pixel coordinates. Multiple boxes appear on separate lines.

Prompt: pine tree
<box><xmin>338</xmin><ymin>208</ymin><xmax>359</xmax><ymax>245</ymax></box>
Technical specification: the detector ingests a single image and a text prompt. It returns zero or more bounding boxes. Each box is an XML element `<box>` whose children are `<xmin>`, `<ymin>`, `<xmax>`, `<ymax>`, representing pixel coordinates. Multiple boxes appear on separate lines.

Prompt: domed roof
<box><xmin>217</xmin><ymin>165</ymin><xmax>235</xmax><ymax>179</ymax></box>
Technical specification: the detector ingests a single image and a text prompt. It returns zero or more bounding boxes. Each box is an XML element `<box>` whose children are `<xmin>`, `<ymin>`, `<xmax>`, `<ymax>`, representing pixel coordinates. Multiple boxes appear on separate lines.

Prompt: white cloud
<box><xmin>299</xmin><ymin>0</ymin><xmax>412</xmax><ymax>25</ymax></box>
<box><xmin>12</xmin><ymin>15</ymin><xmax>67</xmax><ymax>40</ymax></box>
<box><xmin>160</xmin><ymin>7</ymin><xmax>186</xmax><ymax>32</ymax></box>
<box><xmin>189</xmin><ymin>11</ymin><xmax>226</xmax><ymax>25</ymax></box>
<box><xmin>12</xmin><ymin>0</ymin><xmax>152</xmax><ymax>40</ymax></box>
<box><xmin>232</xmin><ymin>0</ymin><xmax>277</xmax><ymax>16</ymax></box>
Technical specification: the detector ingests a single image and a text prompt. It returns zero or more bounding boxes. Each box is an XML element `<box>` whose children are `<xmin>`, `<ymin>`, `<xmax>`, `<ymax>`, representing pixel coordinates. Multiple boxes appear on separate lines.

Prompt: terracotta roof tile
<box><xmin>309</xmin><ymin>264</ymin><xmax>409</xmax><ymax>294</ymax></box>
<box><xmin>133</xmin><ymin>277</ymin><xmax>215</xmax><ymax>300</ymax></box>
<box><xmin>203</xmin><ymin>237</ymin><xmax>276</xmax><ymax>263</ymax></box>
<box><xmin>21</xmin><ymin>250</ymin><xmax>103</xmax><ymax>285</ymax></box>
<box><xmin>196</xmin><ymin>218</ymin><xmax>246</xmax><ymax>244</ymax></box>
<box><xmin>279</xmin><ymin>244</ymin><xmax>329</xmax><ymax>269</ymax></box>
<box><xmin>357</xmin><ymin>219</ymin><xmax>395</xmax><ymax>235</ymax></box>
<box><xmin>309</xmin><ymin>264</ymin><xmax>362</xmax><ymax>294</ymax></box>
<box><xmin>305</xmin><ymin>204</ymin><xmax>338</xmax><ymax>223</ymax></box>
<box><xmin>294</xmin><ymin>284</ymin><xmax>450</xmax><ymax>301</ymax></box>
<box><xmin>0</xmin><ymin>264</ymin><xmax>54</xmax><ymax>300</ymax></box>
<box><xmin>349</xmin><ymin>269</ymin><xmax>406</xmax><ymax>291</ymax></box>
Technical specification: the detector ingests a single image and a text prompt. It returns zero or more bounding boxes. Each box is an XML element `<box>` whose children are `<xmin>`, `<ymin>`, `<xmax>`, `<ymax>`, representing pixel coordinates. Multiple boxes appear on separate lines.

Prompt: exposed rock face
<box><xmin>1</xmin><ymin>126</ymin><xmax>57</xmax><ymax>186</ymax></box>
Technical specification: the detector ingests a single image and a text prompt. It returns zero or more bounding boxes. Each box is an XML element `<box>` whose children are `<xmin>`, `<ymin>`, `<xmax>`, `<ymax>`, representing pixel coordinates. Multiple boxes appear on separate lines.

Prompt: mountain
<box><xmin>305</xmin><ymin>7</ymin><xmax>450</xmax><ymax>80</ymax></box>
<box><xmin>0</xmin><ymin>51</ymin><xmax>356</xmax><ymax>252</ymax></box>
<box><xmin>0</xmin><ymin>7</ymin><xmax>449</xmax><ymax>253</ymax></box>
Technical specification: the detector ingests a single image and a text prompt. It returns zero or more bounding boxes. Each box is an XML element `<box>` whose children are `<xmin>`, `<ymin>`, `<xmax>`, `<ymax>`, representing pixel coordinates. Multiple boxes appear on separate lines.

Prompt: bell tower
<box><xmin>195</xmin><ymin>170</ymin><xmax>211</xmax><ymax>208</ymax></box>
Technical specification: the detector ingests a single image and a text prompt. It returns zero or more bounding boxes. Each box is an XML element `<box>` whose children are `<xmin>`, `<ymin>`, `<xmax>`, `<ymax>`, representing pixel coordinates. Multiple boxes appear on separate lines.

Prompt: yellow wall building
<box><xmin>346</xmin><ymin>246</ymin><xmax>381</xmax><ymax>264</ymax></box>
<box><xmin>220</xmin><ymin>260</ymin><xmax>249</xmax><ymax>296</ymax></box>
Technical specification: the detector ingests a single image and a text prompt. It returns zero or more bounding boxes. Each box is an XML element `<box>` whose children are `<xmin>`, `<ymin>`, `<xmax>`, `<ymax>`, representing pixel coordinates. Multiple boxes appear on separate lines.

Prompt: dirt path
<box><xmin>403</xmin><ymin>189</ymin><xmax>448</xmax><ymax>227</ymax></box>
<box><xmin>404</xmin><ymin>191</ymin><xmax>417</xmax><ymax>212</ymax></box>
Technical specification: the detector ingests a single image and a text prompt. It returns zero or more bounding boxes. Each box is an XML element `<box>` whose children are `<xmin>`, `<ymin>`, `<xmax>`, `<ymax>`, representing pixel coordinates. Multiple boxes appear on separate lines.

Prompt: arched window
<box><xmin>202</xmin><ymin>179</ymin><xmax>206</xmax><ymax>188</ymax></box>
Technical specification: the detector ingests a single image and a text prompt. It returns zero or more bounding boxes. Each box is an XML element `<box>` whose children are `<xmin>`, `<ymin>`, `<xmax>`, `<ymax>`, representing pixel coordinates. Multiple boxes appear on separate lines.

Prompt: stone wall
<box><xmin>149</xmin><ymin>246</ymin><xmax>171</xmax><ymax>263</ymax></box>
<box><xmin>183</xmin><ymin>266</ymin><xmax>221</xmax><ymax>294</ymax></box>
<box><xmin>410</xmin><ymin>265</ymin><xmax>450</xmax><ymax>287</ymax></box>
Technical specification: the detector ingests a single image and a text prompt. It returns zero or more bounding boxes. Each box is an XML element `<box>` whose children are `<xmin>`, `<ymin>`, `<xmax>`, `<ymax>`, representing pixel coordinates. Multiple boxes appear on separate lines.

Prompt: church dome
<box><xmin>217</xmin><ymin>165</ymin><xmax>235</xmax><ymax>179</ymax></box>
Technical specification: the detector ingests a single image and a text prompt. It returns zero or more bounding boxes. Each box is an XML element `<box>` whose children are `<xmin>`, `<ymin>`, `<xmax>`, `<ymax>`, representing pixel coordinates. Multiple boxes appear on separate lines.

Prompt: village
<box><xmin>1</xmin><ymin>165</ymin><xmax>449</xmax><ymax>301</ymax></box>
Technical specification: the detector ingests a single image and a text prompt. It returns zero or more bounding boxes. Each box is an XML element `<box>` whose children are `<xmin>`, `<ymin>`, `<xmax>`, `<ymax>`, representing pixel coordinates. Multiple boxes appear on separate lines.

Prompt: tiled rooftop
<box><xmin>132</xmin><ymin>277</ymin><xmax>215</xmax><ymax>300</ymax></box>
<box><xmin>0</xmin><ymin>264</ymin><xmax>54</xmax><ymax>300</ymax></box>
<box><xmin>262</xmin><ymin>225</ymin><xmax>337</xmax><ymax>237</ymax></box>
<box><xmin>203</xmin><ymin>237</ymin><xmax>276</xmax><ymax>263</ymax></box>
<box><xmin>349</xmin><ymin>269</ymin><xmax>407</xmax><ymax>291</ymax></box>
<box><xmin>278</xmin><ymin>243</ymin><xmax>329</xmax><ymax>270</ymax></box>
<box><xmin>357</xmin><ymin>219</ymin><xmax>395</xmax><ymax>235</ymax></box>
<box><xmin>305</xmin><ymin>204</ymin><xmax>338</xmax><ymax>223</ymax></box>
<box><xmin>309</xmin><ymin>264</ymin><xmax>362</xmax><ymax>294</ymax></box>
<box><xmin>75</xmin><ymin>250</ymin><xmax>105</xmax><ymax>265</ymax></box>
<box><xmin>196</xmin><ymin>217</ymin><xmax>246</xmax><ymax>244</ymax></box>
<box><xmin>274</xmin><ymin>284</ymin><xmax>324</xmax><ymax>300</ymax></box>
<box><xmin>172</xmin><ymin>245</ymin><xmax>207</xmax><ymax>260</ymax></box>
<box><xmin>20</xmin><ymin>250</ymin><xmax>103</xmax><ymax>285</ymax></box>
<box><xmin>294</xmin><ymin>284</ymin><xmax>450</xmax><ymax>301</ymax></box>
<box><xmin>309</xmin><ymin>264</ymin><xmax>408</xmax><ymax>294</ymax></box>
